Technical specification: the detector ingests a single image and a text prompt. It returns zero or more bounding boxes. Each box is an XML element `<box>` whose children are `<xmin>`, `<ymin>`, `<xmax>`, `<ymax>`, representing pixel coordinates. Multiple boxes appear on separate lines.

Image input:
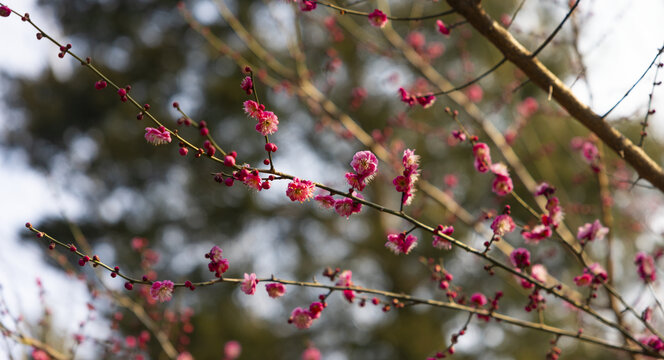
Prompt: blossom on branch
<box><xmin>368</xmin><ymin>9</ymin><xmax>388</xmax><ymax>28</ymax></box>
<box><xmin>385</xmin><ymin>232</ymin><xmax>418</xmax><ymax>255</ymax></box>
<box><xmin>241</xmin><ymin>273</ymin><xmax>258</xmax><ymax>295</ymax></box>
<box><xmin>432</xmin><ymin>225</ymin><xmax>454</xmax><ymax>250</ymax></box>
<box><xmin>150</xmin><ymin>280</ymin><xmax>174</xmax><ymax>303</ymax></box>
<box><xmin>472</xmin><ymin>143</ymin><xmax>492</xmax><ymax>173</ymax></box>
<box><xmin>265</xmin><ymin>283</ymin><xmax>286</xmax><ymax>298</ymax></box>
<box><xmin>635</xmin><ymin>252</ymin><xmax>656</xmax><ymax>283</ymax></box>
<box><xmin>436</xmin><ymin>19</ymin><xmax>450</xmax><ymax>35</ymax></box>
<box><xmin>286</xmin><ymin>178</ymin><xmax>315</xmax><ymax>202</ymax></box>
<box><xmin>0</xmin><ymin>6</ymin><xmax>10</xmax><ymax>17</ymax></box>
<box><xmin>144</xmin><ymin>126</ymin><xmax>171</xmax><ymax>145</ymax></box>
<box><xmin>290</xmin><ymin>307</ymin><xmax>313</xmax><ymax>329</ymax></box>
<box><xmin>576</xmin><ymin>220</ymin><xmax>609</xmax><ymax>244</ymax></box>
<box><xmin>206</xmin><ymin>245</ymin><xmax>229</xmax><ymax>277</ymax></box>
<box><xmin>393</xmin><ymin>149</ymin><xmax>420</xmax><ymax>206</ymax></box>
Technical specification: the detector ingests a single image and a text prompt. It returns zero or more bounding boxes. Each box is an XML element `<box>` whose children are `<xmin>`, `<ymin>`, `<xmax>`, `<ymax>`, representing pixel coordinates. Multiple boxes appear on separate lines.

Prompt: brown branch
<box><xmin>445</xmin><ymin>0</ymin><xmax>664</xmax><ymax>193</ymax></box>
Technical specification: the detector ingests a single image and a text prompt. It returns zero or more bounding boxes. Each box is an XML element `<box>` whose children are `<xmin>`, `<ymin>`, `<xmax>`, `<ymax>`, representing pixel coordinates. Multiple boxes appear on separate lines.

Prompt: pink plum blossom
<box><xmin>432</xmin><ymin>225</ymin><xmax>454</xmax><ymax>250</ymax></box>
<box><xmin>314</xmin><ymin>194</ymin><xmax>335</xmax><ymax>208</ymax></box>
<box><xmin>531</xmin><ymin>264</ymin><xmax>548</xmax><ymax>283</ymax></box>
<box><xmin>577</xmin><ymin>220</ymin><xmax>609</xmax><ymax>244</ymax></box>
<box><xmin>491</xmin><ymin>214</ymin><xmax>515</xmax><ymax>236</ymax></box>
<box><xmin>522</xmin><ymin>224</ymin><xmax>552</xmax><ymax>244</ymax></box>
<box><xmin>473</xmin><ymin>143</ymin><xmax>492</xmax><ymax>173</ymax></box>
<box><xmin>243</xmin><ymin>100</ymin><xmax>262</xmax><ymax>118</ymax></box>
<box><xmin>241</xmin><ymin>273</ymin><xmax>258</xmax><ymax>295</ymax></box>
<box><xmin>286</xmin><ymin>178</ymin><xmax>315</xmax><ymax>202</ymax></box>
<box><xmin>265</xmin><ymin>283</ymin><xmax>286</xmax><ymax>298</ymax></box>
<box><xmin>398</xmin><ymin>87</ymin><xmax>416</xmax><ymax>107</ymax></box>
<box><xmin>299</xmin><ymin>1</ymin><xmax>316</xmax><ymax>11</ymax></box>
<box><xmin>150</xmin><ymin>280</ymin><xmax>174</xmax><ymax>302</ymax></box>
<box><xmin>240</xmin><ymin>76</ymin><xmax>253</xmax><ymax>95</ymax></box>
<box><xmin>255</xmin><ymin>110</ymin><xmax>279</xmax><ymax>135</ymax></box>
<box><xmin>206</xmin><ymin>245</ymin><xmax>229</xmax><ymax>277</ymax></box>
<box><xmin>635</xmin><ymin>252</ymin><xmax>656</xmax><ymax>283</ymax></box>
<box><xmin>385</xmin><ymin>233</ymin><xmax>418</xmax><ymax>255</ymax></box>
<box><xmin>367</xmin><ymin>9</ymin><xmax>388</xmax><ymax>28</ymax></box>
<box><xmin>350</xmin><ymin>150</ymin><xmax>379</xmax><ymax>181</ymax></box>
<box><xmin>290</xmin><ymin>307</ymin><xmax>313</xmax><ymax>329</ymax></box>
<box><xmin>436</xmin><ymin>19</ymin><xmax>450</xmax><ymax>35</ymax></box>
<box><xmin>510</xmin><ymin>248</ymin><xmax>531</xmax><ymax>269</ymax></box>
<box><xmin>144</xmin><ymin>126</ymin><xmax>171</xmax><ymax>145</ymax></box>
<box><xmin>470</xmin><ymin>293</ymin><xmax>487</xmax><ymax>307</ymax></box>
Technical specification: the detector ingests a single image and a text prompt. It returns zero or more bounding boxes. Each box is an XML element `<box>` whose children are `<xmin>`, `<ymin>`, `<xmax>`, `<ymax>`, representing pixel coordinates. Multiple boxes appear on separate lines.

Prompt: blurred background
<box><xmin>1</xmin><ymin>0</ymin><xmax>664</xmax><ymax>359</ymax></box>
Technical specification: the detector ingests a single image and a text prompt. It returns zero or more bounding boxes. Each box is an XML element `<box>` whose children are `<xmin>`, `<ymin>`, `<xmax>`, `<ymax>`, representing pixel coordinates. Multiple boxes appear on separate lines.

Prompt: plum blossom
<box><xmin>436</xmin><ymin>19</ymin><xmax>450</xmax><ymax>35</ymax></box>
<box><xmin>0</xmin><ymin>6</ymin><xmax>10</xmax><ymax>17</ymax></box>
<box><xmin>266</xmin><ymin>283</ymin><xmax>287</xmax><ymax>298</ymax></box>
<box><xmin>490</xmin><ymin>163</ymin><xmax>513</xmax><ymax>196</ymax></box>
<box><xmin>290</xmin><ymin>307</ymin><xmax>313</xmax><ymax>329</ymax></box>
<box><xmin>242</xmin><ymin>170</ymin><xmax>263</xmax><ymax>191</ymax></box>
<box><xmin>385</xmin><ymin>233</ymin><xmax>418</xmax><ymax>255</ymax></box>
<box><xmin>286</xmin><ymin>178</ymin><xmax>315</xmax><ymax>202</ymax></box>
<box><xmin>575</xmin><ymin>263</ymin><xmax>608</xmax><ymax>286</ymax></box>
<box><xmin>367</xmin><ymin>9</ymin><xmax>388</xmax><ymax>28</ymax></box>
<box><xmin>416</xmin><ymin>94</ymin><xmax>436</xmax><ymax>108</ymax></box>
<box><xmin>635</xmin><ymin>252</ymin><xmax>656</xmax><ymax>283</ymax></box>
<box><xmin>243</xmin><ymin>100</ymin><xmax>263</xmax><ymax>118</ymax></box>
<box><xmin>432</xmin><ymin>225</ymin><xmax>454</xmax><ymax>250</ymax></box>
<box><xmin>256</xmin><ymin>110</ymin><xmax>279</xmax><ymax>135</ymax></box>
<box><xmin>398</xmin><ymin>87</ymin><xmax>416</xmax><ymax>107</ymax></box>
<box><xmin>206</xmin><ymin>245</ymin><xmax>229</xmax><ymax>277</ymax></box>
<box><xmin>522</xmin><ymin>224</ymin><xmax>552</xmax><ymax>244</ymax></box>
<box><xmin>473</xmin><ymin>143</ymin><xmax>492</xmax><ymax>173</ymax></box>
<box><xmin>150</xmin><ymin>280</ymin><xmax>174</xmax><ymax>302</ymax></box>
<box><xmin>534</xmin><ymin>182</ymin><xmax>556</xmax><ymax>197</ymax></box>
<box><xmin>314</xmin><ymin>194</ymin><xmax>335</xmax><ymax>208</ymax></box>
<box><xmin>240</xmin><ymin>76</ymin><xmax>253</xmax><ymax>95</ymax></box>
<box><xmin>531</xmin><ymin>264</ymin><xmax>548</xmax><ymax>283</ymax></box>
<box><xmin>241</xmin><ymin>273</ymin><xmax>258</xmax><ymax>295</ymax></box>
<box><xmin>144</xmin><ymin>126</ymin><xmax>171</xmax><ymax>145</ymax></box>
<box><xmin>510</xmin><ymin>248</ymin><xmax>531</xmax><ymax>269</ymax></box>
<box><xmin>470</xmin><ymin>293</ymin><xmax>487</xmax><ymax>307</ymax></box>
<box><xmin>577</xmin><ymin>220</ymin><xmax>609</xmax><ymax>244</ymax></box>
<box><xmin>299</xmin><ymin>1</ymin><xmax>316</xmax><ymax>11</ymax></box>
<box><xmin>491</xmin><ymin>214</ymin><xmax>515</xmax><ymax>237</ymax></box>
<box><xmin>393</xmin><ymin>149</ymin><xmax>420</xmax><ymax>206</ymax></box>
<box><xmin>333</xmin><ymin>192</ymin><xmax>363</xmax><ymax>218</ymax></box>
<box><xmin>350</xmin><ymin>150</ymin><xmax>378</xmax><ymax>181</ymax></box>
<box><xmin>346</xmin><ymin>150</ymin><xmax>378</xmax><ymax>190</ymax></box>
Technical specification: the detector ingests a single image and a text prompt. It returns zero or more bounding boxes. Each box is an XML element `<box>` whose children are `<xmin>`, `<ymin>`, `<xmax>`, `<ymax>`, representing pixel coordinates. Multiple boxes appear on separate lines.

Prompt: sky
<box><xmin>0</xmin><ymin>0</ymin><xmax>663</xmax><ymax>358</ymax></box>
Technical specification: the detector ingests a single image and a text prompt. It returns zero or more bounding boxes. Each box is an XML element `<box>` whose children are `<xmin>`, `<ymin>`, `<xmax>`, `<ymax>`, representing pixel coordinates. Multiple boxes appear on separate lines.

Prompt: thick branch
<box><xmin>446</xmin><ymin>0</ymin><xmax>664</xmax><ymax>192</ymax></box>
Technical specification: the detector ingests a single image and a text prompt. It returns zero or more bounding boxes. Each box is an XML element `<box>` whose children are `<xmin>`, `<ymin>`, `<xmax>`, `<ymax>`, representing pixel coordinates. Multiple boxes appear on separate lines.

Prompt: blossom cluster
<box><xmin>313</xmin><ymin>151</ymin><xmax>378</xmax><ymax>218</ymax></box>
<box><xmin>385</xmin><ymin>232</ymin><xmax>418</xmax><ymax>255</ymax></box>
<box><xmin>472</xmin><ymin>143</ymin><xmax>514</xmax><ymax>196</ymax></box>
<box><xmin>573</xmin><ymin>263</ymin><xmax>608</xmax><ymax>287</ymax></box>
<box><xmin>206</xmin><ymin>245</ymin><xmax>230</xmax><ymax>278</ymax></box>
<box><xmin>243</xmin><ymin>100</ymin><xmax>279</xmax><ymax>136</ymax></box>
<box><xmin>432</xmin><ymin>225</ymin><xmax>455</xmax><ymax>250</ymax></box>
<box><xmin>520</xmin><ymin>182</ymin><xmax>564</xmax><ymax>244</ymax></box>
<box><xmin>393</xmin><ymin>149</ymin><xmax>420</xmax><ymax>206</ymax></box>
<box><xmin>398</xmin><ymin>87</ymin><xmax>436</xmax><ymax>108</ymax></box>
<box><xmin>345</xmin><ymin>150</ymin><xmax>378</xmax><ymax>191</ymax></box>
